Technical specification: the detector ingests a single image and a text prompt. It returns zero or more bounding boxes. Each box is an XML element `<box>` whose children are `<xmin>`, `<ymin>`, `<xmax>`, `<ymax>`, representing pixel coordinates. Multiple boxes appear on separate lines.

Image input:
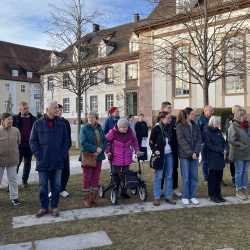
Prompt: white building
<box><xmin>0</xmin><ymin>41</ymin><xmax>51</xmax><ymax>115</ymax></box>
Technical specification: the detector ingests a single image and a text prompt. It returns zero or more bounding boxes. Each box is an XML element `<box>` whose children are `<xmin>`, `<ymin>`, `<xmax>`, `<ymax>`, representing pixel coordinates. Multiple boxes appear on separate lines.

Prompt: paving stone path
<box><xmin>0</xmin><ymin>231</ymin><xmax>112</xmax><ymax>250</ymax></box>
<box><xmin>12</xmin><ymin>196</ymin><xmax>250</xmax><ymax>229</ymax></box>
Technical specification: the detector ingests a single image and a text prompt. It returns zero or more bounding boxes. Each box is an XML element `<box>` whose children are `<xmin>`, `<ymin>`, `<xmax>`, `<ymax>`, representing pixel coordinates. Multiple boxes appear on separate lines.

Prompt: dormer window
<box><xmin>12</xmin><ymin>69</ymin><xmax>18</xmax><ymax>77</ymax></box>
<box><xmin>176</xmin><ymin>0</ymin><xmax>197</xmax><ymax>13</ymax></box>
<box><xmin>98</xmin><ymin>41</ymin><xmax>107</xmax><ymax>58</ymax></box>
<box><xmin>73</xmin><ymin>45</ymin><xmax>89</xmax><ymax>62</ymax></box>
<box><xmin>27</xmin><ymin>71</ymin><xmax>33</xmax><ymax>79</ymax></box>
<box><xmin>129</xmin><ymin>33</ymin><xmax>139</xmax><ymax>53</ymax></box>
<box><xmin>98</xmin><ymin>39</ymin><xmax>115</xmax><ymax>58</ymax></box>
<box><xmin>50</xmin><ymin>52</ymin><xmax>62</xmax><ymax>67</ymax></box>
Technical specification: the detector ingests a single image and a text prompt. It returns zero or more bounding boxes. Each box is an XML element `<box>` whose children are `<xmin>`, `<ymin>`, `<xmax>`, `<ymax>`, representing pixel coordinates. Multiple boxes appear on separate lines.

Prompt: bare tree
<box><xmin>46</xmin><ymin>0</ymin><xmax>113</xmax><ymax>143</ymax></box>
<box><xmin>142</xmin><ymin>0</ymin><xmax>250</xmax><ymax>105</ymax></box>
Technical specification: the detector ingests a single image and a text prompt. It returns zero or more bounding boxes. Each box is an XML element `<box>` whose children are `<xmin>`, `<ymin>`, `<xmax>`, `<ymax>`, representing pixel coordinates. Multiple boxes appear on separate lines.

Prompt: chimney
<box><xmin>133</xmin><ymin>13</ymin><xmax>140</xmax><ymax>23</ymax></box>
<box><xmin>93</xmin><ymin>23</ymin><xmax>100</xmax><ymax>32</ymax></box>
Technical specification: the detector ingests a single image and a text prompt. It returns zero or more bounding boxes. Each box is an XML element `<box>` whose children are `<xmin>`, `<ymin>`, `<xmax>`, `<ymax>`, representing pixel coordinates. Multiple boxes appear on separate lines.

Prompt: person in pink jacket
<box><xmin>106</xmin><ymin>118</ymin><xmax>140</xmax><ymax>198</ymax></box>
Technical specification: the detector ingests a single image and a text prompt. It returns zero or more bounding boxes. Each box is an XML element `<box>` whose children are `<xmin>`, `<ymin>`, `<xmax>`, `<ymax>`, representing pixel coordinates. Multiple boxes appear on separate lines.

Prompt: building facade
<box><xmin>0</xmin><ymin>41</ymin><xmax>51</xmax><ymax>115</ymax></box>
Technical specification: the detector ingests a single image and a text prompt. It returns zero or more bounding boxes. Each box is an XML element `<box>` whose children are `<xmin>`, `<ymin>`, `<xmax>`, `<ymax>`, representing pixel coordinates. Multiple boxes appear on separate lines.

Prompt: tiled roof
<box><xmin>40</xmin><ymin>20</ymin><xmax>147</xmax><ymax>74</ymax></box>
<box><xmin>0</xmin><ymin>41</ymin><xmax>51</xmax><ymax>83</ymax></box>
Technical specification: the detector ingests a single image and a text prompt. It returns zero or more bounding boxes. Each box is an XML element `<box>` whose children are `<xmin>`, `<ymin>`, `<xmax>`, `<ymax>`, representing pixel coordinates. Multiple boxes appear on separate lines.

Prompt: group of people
<box><xmin>1</xmin><ymin>100</ymin><xmax>250</xmax><ymax>218</ymax></box>
<box><xmin>0</xmin><ymin>101</ymin><xmax>71</xmax><ymax>218</ymax></box>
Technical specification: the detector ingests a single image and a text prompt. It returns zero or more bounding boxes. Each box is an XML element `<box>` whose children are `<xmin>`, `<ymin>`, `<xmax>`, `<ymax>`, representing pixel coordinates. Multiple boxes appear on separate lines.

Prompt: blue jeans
<box><xmin>38</xmin><ymin>170</ymin><xmax>62</xmax><ymax>209</ymax></box>
<box><xmin>234</xmin><ymin>160</ymin><xmax>250</xmax><ymax>190</ymax></box>
<box><xmin>201</xmin><ymin>144</ymin><xmax>208</xmax><ymax>181</ymax></box>
<box><xmin>153</xmin><ymin>153</ymin><xmax>173</xmax><ymax>199</ymax></box>
<box><xmin>180</xmin><ymin>159</ymin><xmax>199</xmax><ymax>199</ymax></box>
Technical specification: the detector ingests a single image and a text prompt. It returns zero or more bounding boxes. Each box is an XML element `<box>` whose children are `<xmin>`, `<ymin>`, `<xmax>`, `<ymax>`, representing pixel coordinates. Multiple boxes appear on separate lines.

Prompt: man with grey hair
<box><xmin>30</xmin><ymin>101</ymin><xmax>70</xmax><ymax>218</ymax></box>
<box><xmin>197</xmin><ymin>105</ymin><xmax>214</xmax><ymax>182</ymax></box>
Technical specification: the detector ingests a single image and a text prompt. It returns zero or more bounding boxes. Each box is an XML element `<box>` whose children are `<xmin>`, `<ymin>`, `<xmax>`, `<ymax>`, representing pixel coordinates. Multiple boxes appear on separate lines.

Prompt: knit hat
<box><xmin>108</xmin><ymin>106</ymin><xmax>118</xmax><ymax>115</ymax></box>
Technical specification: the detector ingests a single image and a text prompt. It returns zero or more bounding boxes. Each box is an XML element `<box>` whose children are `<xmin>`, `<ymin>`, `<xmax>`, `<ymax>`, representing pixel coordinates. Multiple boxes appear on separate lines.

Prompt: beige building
<box><xmin>41</xmin><ymin>16</ymin><xmax>142</xmax><ymax>122</ymax></box>
<box><xmin>0</xmin><ymin>41</ymin><xmax>50</xmax><ymax>115</ymax></box>
<box><xmin>41</xmin><ymin>1</ymin><xmax>250</xmax><ymax>125</ymax></box>
<box><xmin>137</xmin><ymin>0</ymin><xmax>250</xmax><ymax>123</ymax></box>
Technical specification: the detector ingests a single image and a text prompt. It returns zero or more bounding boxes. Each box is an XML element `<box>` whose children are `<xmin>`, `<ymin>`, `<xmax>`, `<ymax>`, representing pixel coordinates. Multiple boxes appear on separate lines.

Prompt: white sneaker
<box><xmin>60</xmin><ymin>191</ymin><xmax>70</xmax><ymax>198</ymax></box>
<box><xmin>174</xmin><ymin>189</ymin><xmax>182</xmax><ymax>198</ymax></box>
<box><xmin>182</xmin><ymin>198</ymin><xmax>190</xmax><ymax>205</ymax></box>
<box><xmin>48</xmin><ymin>192</ymin><xmax>52</xmax><ymax>198</ymax></box>
<box><xmin>190</xmin><ymin>198</ymin><xmax>199</xmax><ymax>205</ymax></box>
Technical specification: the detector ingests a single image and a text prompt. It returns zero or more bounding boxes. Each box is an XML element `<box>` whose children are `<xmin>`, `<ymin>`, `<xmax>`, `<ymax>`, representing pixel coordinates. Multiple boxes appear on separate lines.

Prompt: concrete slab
<box><xmin>0</xmin><ymin>242</ymin><xmax>32</xmax><ymax>250</ymax></box>
<box><xmin>35</xmin><ymin>231</ymin><xmax>112</xmax><ymax>250</ymax></box>
<box><xmin>12</xmin><ymin>196</ymin><xmax>250</xmax><ymax>229</ymax></box>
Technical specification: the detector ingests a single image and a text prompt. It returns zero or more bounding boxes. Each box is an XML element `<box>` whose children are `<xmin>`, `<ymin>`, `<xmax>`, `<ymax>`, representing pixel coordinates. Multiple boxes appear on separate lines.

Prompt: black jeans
<box><xmin>208</xmin><ymin>169</ymin><xmax>223</xmax><ymax>199</ymax></box>
<box><xmin>17</xmin><ymin>146</ymin><xmax>33</xmax><ymax>184</ymax></box>
<box><xmin>111</xmin><ymin>166</ymin><xmax>129</xmax><ymax>194</ymax></box>
<box><xmin>230</xmin><ymin>162</ymin><xmax>235</xmax><ymax>183</ymax></box>
<box><xmin>61</xmin><ymin>154</ymin><xmax>70</xmax><ymax>192</ymax></box>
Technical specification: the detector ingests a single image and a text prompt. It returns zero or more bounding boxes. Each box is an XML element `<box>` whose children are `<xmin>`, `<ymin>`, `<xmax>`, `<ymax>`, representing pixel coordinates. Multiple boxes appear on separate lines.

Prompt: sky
<box><xmin>0</xmin><ymin>0</ymin><xmax>155</xmax><ymax>50</ymax></box>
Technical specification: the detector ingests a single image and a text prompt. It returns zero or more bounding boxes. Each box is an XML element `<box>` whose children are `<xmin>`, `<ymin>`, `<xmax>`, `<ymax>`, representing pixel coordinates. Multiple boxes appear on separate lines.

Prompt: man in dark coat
<box><xmin>197</xmin><ymin>105</ymin><xmax>213</xmax><ymax>182</ymax></box>
<box><xmin>57</xmin><ymin>104</ymin><xmax>72</xmax><ymax>198</ymax></box>
<box><xmin>13</xmin><ymin>101</ymin><xmax>36</xmax><ymax>187</ymax></box>
<box><xmin>30</xmin><ymin>101</ymin><xmax>70</xmax><ymax>218</ymax></box>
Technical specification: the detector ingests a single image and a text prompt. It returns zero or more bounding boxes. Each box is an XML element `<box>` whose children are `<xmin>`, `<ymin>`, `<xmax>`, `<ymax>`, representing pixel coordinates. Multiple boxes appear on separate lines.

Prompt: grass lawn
<box><xmin>1</xmin><ymin>164</ymin><xmax>250</xmax><ymax>249</ymax></box>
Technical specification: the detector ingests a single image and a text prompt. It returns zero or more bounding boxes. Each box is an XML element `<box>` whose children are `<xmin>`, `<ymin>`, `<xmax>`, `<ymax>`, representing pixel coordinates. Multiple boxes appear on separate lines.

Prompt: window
<box><xmin>105</xmin><ymin>67</ymin><xmax>114</xmax><ymax>84</ymax></box>
<box><xmin>76</xmin><ymin>97</ymin><xmax>83</xmax><ymax>112</ymax></box>
<box><xmin>63</xmin><ymin>98</ymin><xmax>70</xmax><ymax>113</ymax></box>
<box><xmin>174</xmin><ymin>46</ymin><xmax>190</xmax><ymax>97</ymax></box>
<box><xmin>27</xmin><ymin>71</ymin><xmax>33</xmax><ymax>79</ymax></box>
<box><xmin>224</xmin><ymin>35</ymin><xmax>245</xmax><ymax>94</ymax></box>
<box><xmin>47</xmin><ymin>76</ymin><xmax>54</xmax><ymax>91</ymax></box>
<box><xmin>34</xmin><ymin>87</ymin><xmax>41</xmax><ymax>99</ymax></box>
<box><xmin>20</xmin><ymin>84</ymin><xmax>26</xmax><ymax>93</ymax></box>
<box><xmin>63</xmin><ymin>73</ymin><xmax>70</xmax><ymax>89</ymax></box>
<box><xmin>12</xmin><ymin>69</ymin><xmax>18</xmax><ymax>77</ymax></box>
<box><xmin>105</xmin><ymin>94</ymin><xmax>114</xmax><ymax>111</ymax></box>
<box><xmin>129</xmin><ymin>40</ymin><xmax>139</xmax><ymax>53</ymax></box>
<box><xmin>129</xmin><ymin>35</ymin><xmax>139</xmax><ymax>53</ymax></box>
<box><xmin>176</xmin><ymin>0</ymin><xmax>197</xmax><ymax>13</ymax></box>
<box><xmin>126</xmin><ymin>63</ymin><xmax>138</xmax><ymax>80</ymax></box>
<box><xmin>3</xmin><ymin>100</ymin><xmax>8</xmax><ymax>111</ymax></box>
<box><xmin>98</xmin><ymin>42</ymin><xmax>106</xmax><ymax>58</ymax></box>
<box><xmin>90</xmin><ymin>96</ymin><xmax>98</xmax><ymax>112</ymax></box>
<box><xmin>35</xmin><ymin>101</ymin><xmax>41</xmax><ymax>113</ymax></box>
<box><xmin>126</xmin><ymin>92</ymin><xmax>138</xmax><ymax>116</ymax></box>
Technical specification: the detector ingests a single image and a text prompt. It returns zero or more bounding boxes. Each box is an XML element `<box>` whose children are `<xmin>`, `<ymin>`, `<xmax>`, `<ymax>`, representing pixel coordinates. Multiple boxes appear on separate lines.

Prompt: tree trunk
<box><xmin>203</xmin><ymin>84</ymin><xmax>209</xmax><ymax>106</ymax></box>
<box><xmin>76</xmin><ymin>93</ymin><xmax>82</xmax><ymax>149</ymax></box>
<box><xmin>84</xmin><ymin>89</ymin><xmax>88</xmax><ymax>119</ymax></box>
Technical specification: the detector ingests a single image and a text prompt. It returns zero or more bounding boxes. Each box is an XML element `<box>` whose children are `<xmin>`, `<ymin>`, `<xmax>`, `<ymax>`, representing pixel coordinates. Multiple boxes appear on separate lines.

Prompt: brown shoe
<box><xmin>165</xmin><ymin>198</ymin><xmax>176</xmax><ymax>205</ymax></box>
<box><xmin>51</xmin><ymin>208</ymin><xmax>60</xmax><ymax>217</ymax></box>
<box><xmin>243</xmin><ymin>189</ymin><xmax>249</xmax><ymax>200</ymax></box>
<box><xmin>90</xmin><ymin>191</ymin><xmax>98</xmax><ymax>205</ymax></box>
<box><xmin>153</xmin><ymin>199</ymin><xmax>160</xmax><ymax>206</ymax></box>
<box><xmin>36</xmin><ymin>209</ymin><xmax>48</xmax><ymax>218</ymax></box>
<box><xmin>83</xmin><ymin>193</ymin><xmax>91</xmax><ymax>208</ymax></box>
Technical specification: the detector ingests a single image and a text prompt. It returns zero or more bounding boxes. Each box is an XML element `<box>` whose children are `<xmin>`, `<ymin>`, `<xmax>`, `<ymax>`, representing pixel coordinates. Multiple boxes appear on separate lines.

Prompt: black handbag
<box><xmin>125</xmin><ymin>170</ymin><xmax>139</xmax><ymax>189</ymax></box>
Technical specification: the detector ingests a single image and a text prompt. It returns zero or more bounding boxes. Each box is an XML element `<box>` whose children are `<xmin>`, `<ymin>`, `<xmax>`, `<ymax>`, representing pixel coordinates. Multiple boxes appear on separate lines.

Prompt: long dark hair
<box><xmin>177</xmin><ymin>107</ymin><xmax>193</xmax><ymax>124</ymax></box>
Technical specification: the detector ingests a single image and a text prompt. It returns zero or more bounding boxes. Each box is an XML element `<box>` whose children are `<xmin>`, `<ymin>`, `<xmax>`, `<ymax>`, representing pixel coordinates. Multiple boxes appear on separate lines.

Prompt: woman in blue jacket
<box><xmin>204</xmin><ymin>116</ymin><xmax>226</xmax><ymax>203</ymax></box>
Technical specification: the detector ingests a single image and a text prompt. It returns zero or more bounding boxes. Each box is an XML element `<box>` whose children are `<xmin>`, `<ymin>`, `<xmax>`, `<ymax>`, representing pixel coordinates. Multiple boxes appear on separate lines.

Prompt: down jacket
<box><xmin>105</xmin><ymin>126</ymin><xmax>139</xmax><ymax>167</ymax></box>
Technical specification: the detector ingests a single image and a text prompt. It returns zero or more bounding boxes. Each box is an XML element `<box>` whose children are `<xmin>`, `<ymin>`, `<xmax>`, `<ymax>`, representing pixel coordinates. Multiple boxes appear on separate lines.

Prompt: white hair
<box><xmin>46</xmin><ymin>101</ymin><xmax>58</xmax><ymax>109</ymax></box>
<box><xmin>208</xmin><ymin>116</ymin><xmax>221</xmax><ymax>128</ymax></box>
<box><xmin>117</xmin><ymin>118</ymin><xmax>129</xmax><ymax>128</ymax></box>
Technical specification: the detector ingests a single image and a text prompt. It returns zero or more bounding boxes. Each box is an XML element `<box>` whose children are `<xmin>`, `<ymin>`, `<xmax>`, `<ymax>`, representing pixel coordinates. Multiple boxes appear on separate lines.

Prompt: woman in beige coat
<box><xmin>0</xmin><ymin>113</ymin><xmax>21</xmax><ymax>206</ymax></box>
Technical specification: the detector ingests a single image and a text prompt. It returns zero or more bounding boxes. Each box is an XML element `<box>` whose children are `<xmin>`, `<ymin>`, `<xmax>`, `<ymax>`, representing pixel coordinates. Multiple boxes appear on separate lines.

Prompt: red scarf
<box><xmin>240</xmin><ymin>120</ymin><xmax>249</xmax><ymax>130</ymax></box>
